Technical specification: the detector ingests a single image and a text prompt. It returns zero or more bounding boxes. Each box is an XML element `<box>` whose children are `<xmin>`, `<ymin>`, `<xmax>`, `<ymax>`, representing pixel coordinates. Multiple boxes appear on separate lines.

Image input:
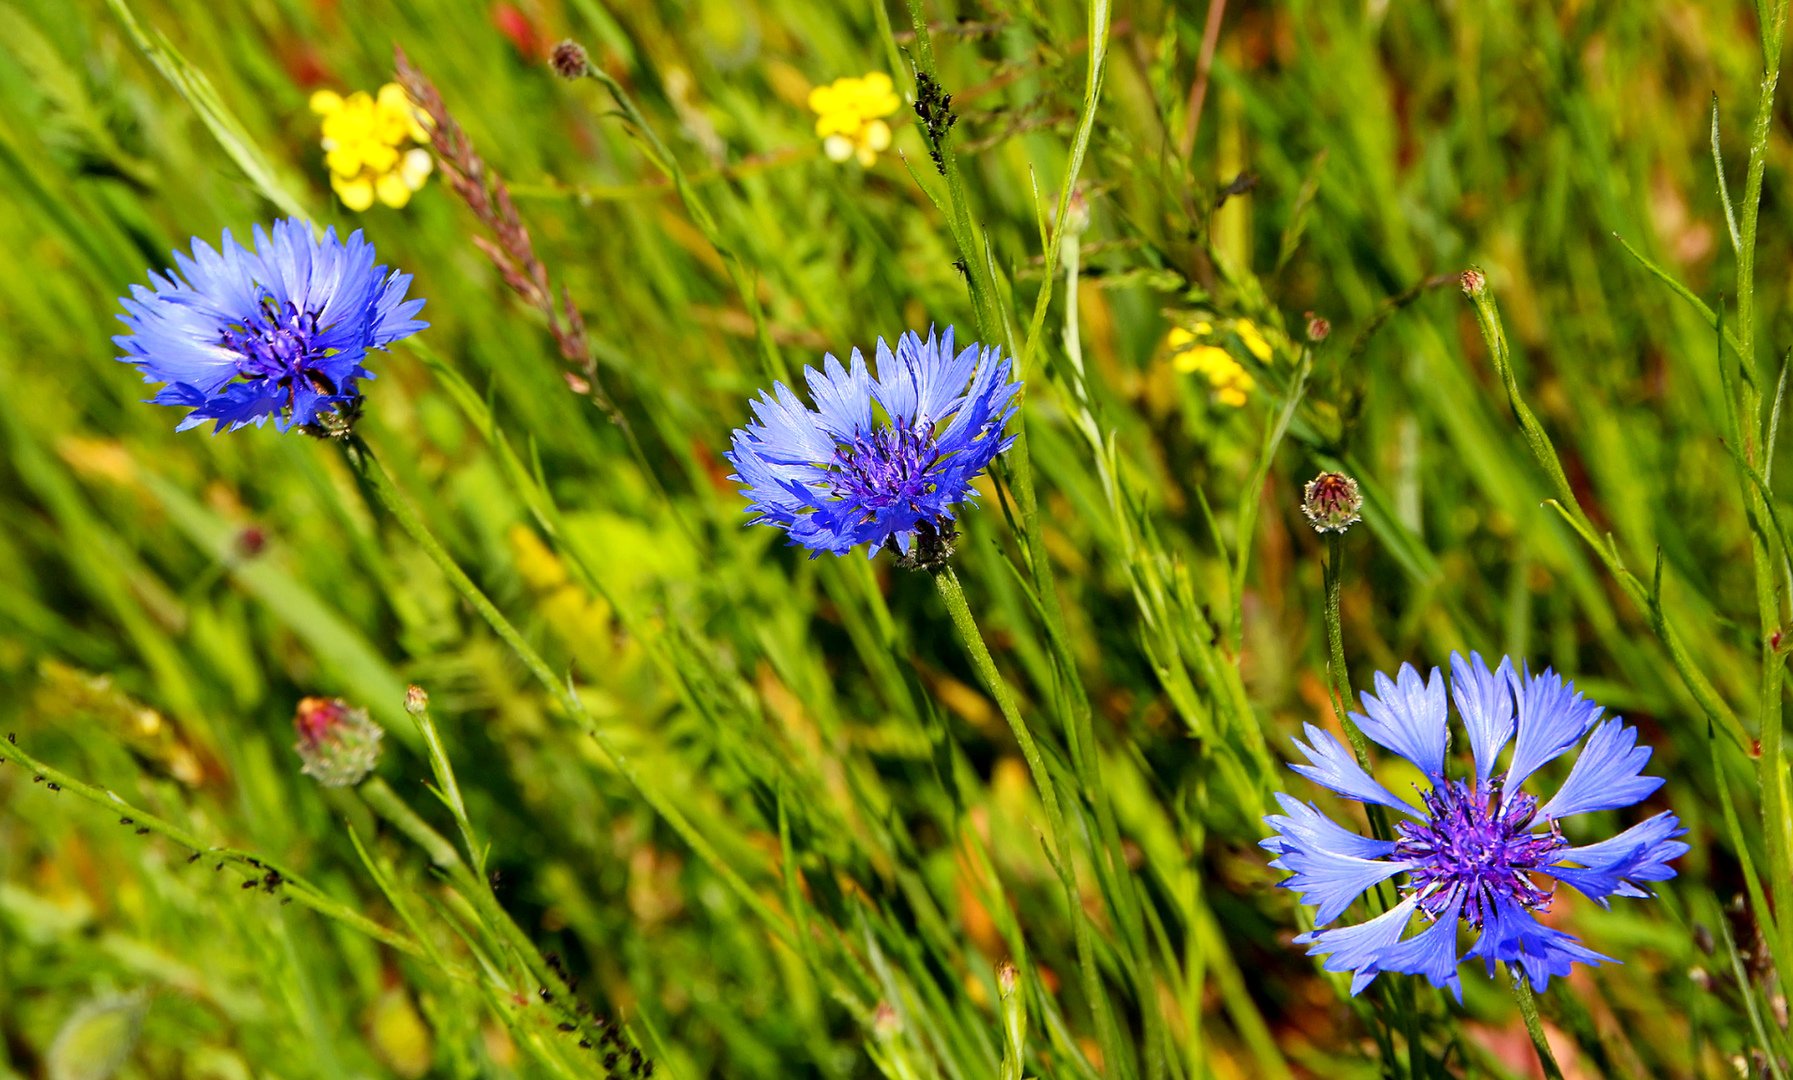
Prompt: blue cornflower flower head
<box><xmin>114</xmin><ymin>218</ymin><xmax>427</xmax><ymax>435</ymax></box>
<box><xmin>1263</xmin><ymin>653</ymin><xmax>1686</xmax><ymax>1000</ymax></box>
<box><xmin>725</xmin><ymin>327</ymin><xmax>1019</xmax><ymax>567</ymax></box>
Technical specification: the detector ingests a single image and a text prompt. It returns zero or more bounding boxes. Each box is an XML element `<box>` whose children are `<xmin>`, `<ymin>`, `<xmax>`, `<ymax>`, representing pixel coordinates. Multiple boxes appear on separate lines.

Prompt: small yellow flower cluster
<box><xmin>309</xmin><ymin>84</ymin><xmax>433</xmax><ymax>212</ymax></box>
<box><xmin>1167</xmin><ymin>319</ymin><xmax>1275</xmax><ymax>407</ymax></box>
<box><xmin>809</xmin><ymin>73</ymin><xmax>901</xmax><ymax>167</ymax></box>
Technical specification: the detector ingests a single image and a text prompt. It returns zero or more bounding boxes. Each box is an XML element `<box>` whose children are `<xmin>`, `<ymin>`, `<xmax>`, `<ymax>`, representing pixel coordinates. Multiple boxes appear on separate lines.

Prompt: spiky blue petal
<box><xmin>1288</xmin><ymin>723</ymin><xmax>1421</xmax><ymax>817</ymax></box>
<box><xmin>1379</xmin><ymin>894</ymin><xmax>1468</xmax><ymax>1002</ymax></box>
<box><xmin>115</xmin><ymin>218</ymin><xmax>426</xmax><ymax>433</ymax></box>
<box><xmin>1451</xmin><ymin>652</ymin><xmax>1516</xmax><ymax>781</ymax></box>
<box><xmin>1263</xmin><ymin>795</ymin><xmax>1407</xmax><ymax>926</ymax></box>
<box><xmin>725</xmin><ymin>327</ymin><xmax>1018</xmax><ymax>558</ymax></box>
<box><xmin>1353</xmin><ymin>663</ymin><xmax>1449</xmax><ymax>778</ymax></box>
<box><xmin>1505</xmin><ymin>666</ymin><xmax>1604</xmax><ymax>789</ymax></box>
<box><xmin>1536</xmin><ymin>718</ymin><xmax>1665</xmax><ymax>821</ymax></box>
<box><xmin>1542</xmin><ymin>812</ymin><xmax>1688</xmax><ymax>905</ymax></box>
<box><xmin>1465</xmin><ymin>895</ymin><xmax>1611</xmax><ymax>992</ymax></box>
<box><xmin>1296</xmin><ymin>896</ymin><xmax>1420</xmax><ymax>996</ymax></box>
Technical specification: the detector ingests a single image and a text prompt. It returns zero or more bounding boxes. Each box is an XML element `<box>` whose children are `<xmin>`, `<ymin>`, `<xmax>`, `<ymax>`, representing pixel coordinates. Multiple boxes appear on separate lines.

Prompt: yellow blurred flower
<box><xmin>310</xmin><ymin>84</ymin><xmax>433</xmax><ymax>212</ymax></box>
<box><xmin>1235</xmin><ymin>319</ymin><xmax>1274</xmax><ymax>362</ymax></box>
<box><xmin>808</xmin><ymin>72</ymin><xmax>901</xmax><ymax>167</ymax></box>
<box><xmin>1167</xmin><ymin>325</ymin><xmax>1254</xmax><ymax>407</ymax></box>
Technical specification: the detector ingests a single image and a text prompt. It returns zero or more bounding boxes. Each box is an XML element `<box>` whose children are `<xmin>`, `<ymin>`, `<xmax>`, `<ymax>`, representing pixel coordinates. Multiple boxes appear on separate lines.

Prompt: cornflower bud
<box><xmin>1302</xmin><ymin>471</ymin><xmax>1363</xmax><ymax>534</ymax></box>
<box><xmin>293</xmin><ymin>697</ymin><xmax>383</xmax><ymax>787</ymax></box>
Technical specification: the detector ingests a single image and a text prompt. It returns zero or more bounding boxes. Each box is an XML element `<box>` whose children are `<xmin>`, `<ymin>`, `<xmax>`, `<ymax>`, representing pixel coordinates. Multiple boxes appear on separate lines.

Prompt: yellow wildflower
<box><xmin>808</xmin><ymin>73</ymin><xmax>901</xmax><ymax>167</ymax></box>
<box><xmin>1167</xmin><ymin>325</ymin><xmax>1254</xmax><ymax>407</ymax></box>
<box><xmin>310</xmin><ymin>84</ymin><xmax>433</xmax><ymax>212</ymax></box>
<box><xmin>1234</xmin><ymin>319</ymin><xmax>1274</xmax><ymax>362</ymax></box>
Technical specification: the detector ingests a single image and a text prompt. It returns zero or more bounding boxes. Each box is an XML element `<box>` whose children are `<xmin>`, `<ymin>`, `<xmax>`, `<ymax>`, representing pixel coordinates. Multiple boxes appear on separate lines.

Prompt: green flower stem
<box><xmin>0</xmin><ymin>732</ymin><xmax>427</xmax><ymax>961</ymax></box>
<box><xmin>1510</xmin><ymin>970</ymin><xmax>1566</xmax><ymax>1080</ymax></box>
<box><xmin>341</xmin><ymin>434</ymin><xmax>794</xmax><ymax>953</ymax></box>
<box><xmin>931</xmin><ymin>564</ymin><xmax>1116</xmax><ymax>1076</ymax></box>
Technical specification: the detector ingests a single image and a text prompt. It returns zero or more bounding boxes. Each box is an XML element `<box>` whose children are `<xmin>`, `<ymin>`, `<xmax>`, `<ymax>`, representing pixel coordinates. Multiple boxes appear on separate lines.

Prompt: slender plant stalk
<box><xmin>0</xmin><ymin>732</ymin><xmax>427</xmax><ymax>960</ymax></box>
<box><xmin>931</xmin><ymin>565</ymin><xmax>1114</xmax><ymax>1077</ymax></box>
<box><xmin>340</xmin><ymin>434</ymin><xmax>796</xmax><ymax>953</ymax></box>
<box><xmin>1510</xmin><ymin>972</ymin><xmax>1566</xmax><ymax>1080</ymax></box>
<box><xmin>1733</xmin><ymin>0</ymin><xmax>1793</xmax><ymax>991</ymax></box>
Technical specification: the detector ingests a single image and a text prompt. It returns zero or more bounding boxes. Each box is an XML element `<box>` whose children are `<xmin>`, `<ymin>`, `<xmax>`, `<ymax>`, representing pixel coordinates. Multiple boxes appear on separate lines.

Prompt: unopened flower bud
<box><xmin>551</xmin><ymin>40</ymin><xmax>590</xmax><ymax>79</ymax></box>
<box><xmin>1302</xmin><ymin>471</ymin><xmax>1362</xmax><ymax>534</ymax></box>
<box><xmin>293</xmin><ymin>696</ymin><xmax>383</xmax><ymax>787</ymax></box>
<box><xmin>1305</xmin><ymin>312</ymin><xmax>1331</xmax><ymax>342</ymax></box>
<box><xmin>996</xmin><ymin>960</ymin><xmax>1018</xmax><ymax>997</ymax></box>
<box><xmin>404</xmin><ymin>684</ymin><xmax>430</xmax><ymax>716</ymax></box>
<box><xmin>1460</xmin><ymin>267</ymin><xmax>1486</xmax><ymax>297</ymax></box>
<box><xmin>872</xmin><ymin>1002</ymin><xmax>901</xmax><ymax>1038</ymax></box>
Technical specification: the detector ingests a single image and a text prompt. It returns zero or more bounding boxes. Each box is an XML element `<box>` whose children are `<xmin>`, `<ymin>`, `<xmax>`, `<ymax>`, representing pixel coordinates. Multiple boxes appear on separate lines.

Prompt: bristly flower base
<box><xmin>893</xmin><ymin>522</ymin><xmax>958</xmax><ymax>572</ymax></box>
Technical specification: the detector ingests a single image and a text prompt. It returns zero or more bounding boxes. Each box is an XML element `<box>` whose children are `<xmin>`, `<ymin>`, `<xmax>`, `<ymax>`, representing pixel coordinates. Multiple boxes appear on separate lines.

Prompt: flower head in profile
<box><xmin>293</xmin><ymin>696</ymin><xmax>383</xmax><ymax>787</ymax></box>
<box><xmin>1263</xmin><ymin>653</ymin><xmax>1685</xmax><ymax>998</ymax></box>
<box><xmin>809</xmin><ymin>73</ymin><xmax>901</xmax><ymax>166</ymax></box>
<box><xmin>310</xmin><ymin>85</ymin><xmax>433</xmax><ymax>211</ymax></box>
<box><xmin>115</xmin><ymin>218</ymin><xmax>427</xmax><ymax>434</ymax></box>
<box><xmin>725</xmin><ymin>327</ymin><xmax>1018</xmax><ymax>567</ymax></box>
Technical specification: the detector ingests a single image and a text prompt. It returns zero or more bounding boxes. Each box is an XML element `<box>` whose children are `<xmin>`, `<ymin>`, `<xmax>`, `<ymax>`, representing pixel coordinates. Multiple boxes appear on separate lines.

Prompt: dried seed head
<box><xmin>1302</xmin><ymin>472</ymin><xmax>1363</xmax><ymax>534</ymax></box>
<box><xmin>293</xmin><ymin>696</ymin><xmax>383</xmax><ymax>787</ymax></box>
<box><xmin>1305</xmin><ymin>312</ymin><xmax>1331</xmax><ymax>342</ymax></box>
<box><xmin>551</xmin><ymin>40</ymin><xmax>590</xmax><ymax>79</ymax></box>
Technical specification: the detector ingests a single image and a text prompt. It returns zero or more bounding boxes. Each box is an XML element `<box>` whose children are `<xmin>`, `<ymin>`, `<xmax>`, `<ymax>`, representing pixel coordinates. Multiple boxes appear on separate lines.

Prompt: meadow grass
<box><xmin>0</xmin><ymin>0</ymin><xmax>1788</xmax><ymax>1076</ymax></box>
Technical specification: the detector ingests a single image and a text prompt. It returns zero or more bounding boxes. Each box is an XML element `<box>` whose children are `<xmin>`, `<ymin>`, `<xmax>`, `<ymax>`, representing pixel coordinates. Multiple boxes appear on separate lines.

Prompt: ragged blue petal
<box><xmin>1288</xmin><ymin>723</ymin><xmax>1422</xmax><ymax>817</ymax></box>
<box><xmin>1352</xmin><ymin>663</ymin><xmax>1449</xmax><ymax>778</ymax></box>
<box><xmin>1263</xmin><ymin>795</ymin><xmax>1407</xmax><ymax>926</ymax></box>
<box><xmin>1505</xmin><ymin>665</ymin><xmax>1604</xmax><ymax>789</ymax></box>
<box><xmin>1297</xmin><ymin>896</ymin><xmax>1420</xmax><ymax>996</ymax></box>
<box><xmin>1464</xmin><ymin>895</ymin><xmax>1610</xmax><ymax>992</ymax></box>
<box><xmin>1542</xmin><ymin>811</ymin><xmax>1687</xmax><ymax>904</ymax></box>
<box><xmin>1536</xmin><ymin>718</ymin><xmax>1664</xmax><ymax>821</ymax></box>
<box><xmin>1451</xmin><ymin>651</ymin><xmax>1516</xmax><ymax>781</ymax></box>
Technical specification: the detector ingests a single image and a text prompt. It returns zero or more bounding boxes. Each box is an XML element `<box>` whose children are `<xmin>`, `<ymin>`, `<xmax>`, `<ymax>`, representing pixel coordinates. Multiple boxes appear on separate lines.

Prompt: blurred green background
<box><xmin>0</xmin><ymin>0</ymin><xmax>1786</xmax><ymax>1076</ymax></box>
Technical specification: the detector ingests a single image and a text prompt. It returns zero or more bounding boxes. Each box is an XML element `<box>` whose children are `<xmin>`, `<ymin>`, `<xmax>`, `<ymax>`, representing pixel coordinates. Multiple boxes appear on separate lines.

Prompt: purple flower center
<box><xmin>830</xmin><ymin>420</ymin><xmax>940</xmax><ymax>511</ymax></box>
<box><xmin>221</xmin><ymin>296</ymin><xmax>335</xmax><ymax>394</ymax></box>
<box><xmin>1394</xmin><ymin>778</ymin><xmax>1565</xmax><ymax>926</ymax></box>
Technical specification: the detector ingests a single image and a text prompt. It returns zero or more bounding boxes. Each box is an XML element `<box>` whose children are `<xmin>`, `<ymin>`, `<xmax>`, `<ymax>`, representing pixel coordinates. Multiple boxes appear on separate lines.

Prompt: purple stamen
<box><xmin>1394</xmin><ymin>777</ymin><xmax>1566</xmax><ymax>927</ymax></box>
<box><xmin>828</xmin><ymin>418</ymin><xmax>940</xmax><ymax>511</ymax></box>
<box><xmin>220</xmin><ymin>296</ymin><xmax>334</xmax><ymax>394</ymax></box>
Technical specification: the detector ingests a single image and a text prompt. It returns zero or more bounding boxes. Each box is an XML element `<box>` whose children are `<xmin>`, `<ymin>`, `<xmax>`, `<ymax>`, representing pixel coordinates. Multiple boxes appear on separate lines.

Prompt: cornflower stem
<box><xmin>0</xmin><ymin>732</ymin><xmax>427</xmax><ymax>961</ymax></box>
<box><xmin>1736</xmin><ymin>0</ymin><xmax>1793</xmax><ymax>991</ymax></box>
<box><xmin>931</xmin><ymin>564</ymin><xmax>1111</xmax><ymax>1075</ymax></box>
<box><xmin>1509</xmin><ymin>971</ymin><xmax>1566</xmax><ymax>1080</ymax></box>
<box><xmin>1322</xmin><ymin>534</ymin><xmax>1371</xmax><ymax>764</ymax></box>
<box><xmin>339</xmin><ymin>434</ymin><xmax>796</xmax><ymax>955</ymax></box>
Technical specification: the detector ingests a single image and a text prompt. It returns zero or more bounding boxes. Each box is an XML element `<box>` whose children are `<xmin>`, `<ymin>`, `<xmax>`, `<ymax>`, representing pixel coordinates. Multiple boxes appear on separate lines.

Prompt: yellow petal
<box><xmin>376</xmin><ymin>83</ymin><xmax>411</xmax><ymax>113</ymax></box>
<box><xmin>808</xmin><ymin>85</ymin><xmax>840</xmax><ymax>113</ymax></box>
<box><xmin>375</xmin><ymin>171</ymin><xmax>413</xmax><ymax>208</ymax></box>
<box><xmin>325</xmin><ymin>145</ymin><xmax>364</xmax><ymax>177</ymax></box>
<box><xmin>309</xmin><ymin>89</ymin><xmax>344</xmax><ymax>115</ymax></box>
<box><xmin>333</xmin><ymin>175</ymin><xmax>376</xmax><ymax>212</ymax></box>
<box><xmin>1166</xmin><ymin>326</ymin><xmax>1195</xmax><ymax>350</ymax></box>
<box><xmin>1217</xmin><ymin>386</ymin><xmax>1247</xmax><ymax>407</ymax></box>
<box><xmin>862</xmin><ymin>119</ymin><xmax>891</xmax><ymax>152</ymax></box>
<box><xmin>815</xmin><ymin>113</ymin><xmax>856</xmax><ymax>138</ymax></box>
<box><xmin>1174</xmin><ymin>344</ymin><xmax>1233</xmax><ymax>375</ymax></box>
<box><xmin>400</xmin><ymin>148</ymin><xmax>433</xmax><ymax>189</ymax></box>
<box><xmin>1235</xmin><ymin>320</ymin><xmax>1273</xmax><ymax>362</ymax></box>
<box><xmin>856</xmin><ymin>143</ymin><xmax>877</xmax><ymax>167</ymax></box>
<box><xmin>1192</xmin><ymin>320</ymin><xmax>1213</xmax><ymax>336</ymax></box>
<box><xmin>361</xmin><ymin>142</ymin><xmax>400</xmax><ymax>172</ymax></box>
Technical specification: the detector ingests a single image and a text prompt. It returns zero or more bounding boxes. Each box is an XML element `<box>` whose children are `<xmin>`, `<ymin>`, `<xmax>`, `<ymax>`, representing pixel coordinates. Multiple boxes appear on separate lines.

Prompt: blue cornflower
<box><xmin>115</xmin><ymin>218</ymin><xmax>426</xmax><ymax>434</ymax></box>
<box><xmin>1263</xmin><ymin>653</ymin><xmax>1686</xmax><ymax>999</ymax></box>
<box><xmin>725</xmin><ymin>327</ymin><xmax>1019</xmax><ymax>564</ymax></box>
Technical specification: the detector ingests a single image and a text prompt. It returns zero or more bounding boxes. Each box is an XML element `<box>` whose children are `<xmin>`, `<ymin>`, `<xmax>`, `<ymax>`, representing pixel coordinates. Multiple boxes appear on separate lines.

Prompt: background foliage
<box><xmin>0</xmin><ymin>0</ymin><xmax>1787</xmax><ymax>1076</ymax></box>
